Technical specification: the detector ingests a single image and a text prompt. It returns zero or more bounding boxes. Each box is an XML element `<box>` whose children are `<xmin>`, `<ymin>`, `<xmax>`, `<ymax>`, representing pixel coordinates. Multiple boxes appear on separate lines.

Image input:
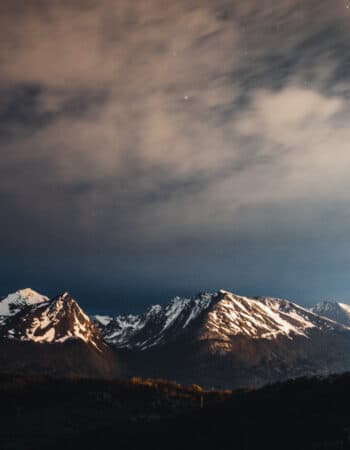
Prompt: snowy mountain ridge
<box><xmin>311</xmin><ymin>300</ymin><xmax>350</xmax><ymax>327</ymax></box>
<box><xmin>0</xmin><ymin>288</ymin><xmax>49</xmax><ymax>324</ymax></box>
<box><xmin>94</xmin><ymin>289</ymin><xmax>347</xmax><ymax>351</ymax></box>
<box><xmin>93</xmin><ymin>292</ymin><xmax>213</xmax><ymax>349</ymax></box>
<box><xmin>2</xmin><ymin>288</ymin><xmax>350</xmax><ymax>387</ymax></box>
<box><xmin>0</xmin><ymin>290</ymin><xmax>103</xmax><ymax>350</ymax></box>
<box><xmin>1</xmin><ymin>288</ymin><xmax>350</xmax><ymax>355</ymax></box>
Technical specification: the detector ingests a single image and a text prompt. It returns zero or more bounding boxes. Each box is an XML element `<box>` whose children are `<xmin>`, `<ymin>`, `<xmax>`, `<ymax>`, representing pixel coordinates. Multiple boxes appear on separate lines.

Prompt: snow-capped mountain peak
<box><xmin>311</xmin><ymin>301</ymin><xmax>350</xmax><ymax>327</ymax></box>
<box><xmin>15</xmin><ymin>288</ymin><xmax>48</xmax><ymax>303</ymax></box>
<box><xmin>0</xmin><ymin>290</ymin><xmax>103</xmax><ymax>350</ymax></box>
<box><xmin>339</xmin><ymin>303</ymin><xmax>350</xmax><ymax>315</ymax></box>
<box><xmin>94</xmin><ymin>290</ymin><xmax>345</xmax><ymax>352</ymax></box>
<box><xmin>202</xmin><ymin>292</ymin><xmax>315</xmax><ymax>342</ymax></box>
<box><xmin>2</xmin><ymin>287</ymin><xmax>350</xmax><ymax>388</ymax></box>
<box><xmin>94</xmin><ymin>292</ymin><xmax>214</xmax><ymax>349</ymax></box>
<box><xmin>94</xmin><ymin>315</ymin><xmax>113</xmax><ymax>327</ymax></box>
<box><xmin>198</xmin><ymin>291</ymin><xmax>344</xmax><ymax>354</ymax></box>
<box><xmin>1</xmin><ymin>287</ymin><xmax>349</xmax><ymax>360</ymax></box>
<box><xmin>0</xmin><ymin>288</ymin><xmax>49</xmax><ymax>321</ymax></box>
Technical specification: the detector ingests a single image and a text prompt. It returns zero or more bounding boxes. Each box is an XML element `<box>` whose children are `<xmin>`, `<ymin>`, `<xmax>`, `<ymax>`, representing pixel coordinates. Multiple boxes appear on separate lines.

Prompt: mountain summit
<box><xmin>0</xmin><ymin>290</ymin><xmax>103</xmax><ymax>350</ymax></box>
<box><xmin>311</xmin><ymin>300</ymin><xmax>350</xmax><ymax>327</ymax></box>
<box><xmin>93</xmin><ymin>291</ymin><xmax>214</xmax><ymax>349</ymax></box>
<box><xmin>0</xmin><ymin>288</ymin><xmax>48</xmax><ymax>324</ymax></box>
<box><xmin>92</xmin><ymin>290</ymin><xmax>350</xmax><ymax>388</ymax></box>
<box><xmin>1</xmin><ymin>288</ymin><xmax>350</xmax><ymax>388</ymax></box>
<box><xmin>94</xmin><ymin>290</ymin><xmax>344</xmax><ymax>351</ymax></box>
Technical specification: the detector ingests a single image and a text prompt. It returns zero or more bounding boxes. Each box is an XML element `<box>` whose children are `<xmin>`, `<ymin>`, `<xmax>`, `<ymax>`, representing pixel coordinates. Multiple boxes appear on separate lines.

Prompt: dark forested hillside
<box><xmin>2</xmin><ymin>373</ymin><xmax>350</xmax><ymax>450</ymax></box>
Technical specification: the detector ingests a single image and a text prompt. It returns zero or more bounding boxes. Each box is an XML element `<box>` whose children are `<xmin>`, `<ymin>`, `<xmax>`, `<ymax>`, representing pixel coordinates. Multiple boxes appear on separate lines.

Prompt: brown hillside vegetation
<box><xmin>1</xmin><ymin>373</ymin><xmax>350</xmax><ymax>450</ymax></box>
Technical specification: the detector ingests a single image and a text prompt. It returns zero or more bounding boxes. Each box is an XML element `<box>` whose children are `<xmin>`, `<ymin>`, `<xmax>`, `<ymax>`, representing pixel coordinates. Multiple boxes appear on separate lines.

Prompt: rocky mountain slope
<box><xmin>311</xmin><ymin>300</ymin><xmax>350</xmax><ymax>327</ymax></box>
<box><xmin>0</xmin><ymin>290</ymin><xmax>102</xmax><ymax>349</ymax></box>
<box><xmin>0</xmin><ymin>288</ymin><xmax>49</xmax><ymax>325</ymax></box>
<box><xmin>94</xmin><ymin>290</ymin><xmax>350</xmax><ymax>388</ymax></box>
<box><xmin>94</xmin><ymin>289</ymin><xmax>346</xmax><ymax>350</ymax></box>
<box><xmin>93</xmin><ymin>292</ymin><xmax>213</xmax><ymax>349</ymax></box>
<box><xmin>0</xmin><ymin>289</ymin><xmax>121</xmax><ymax>378</ymax></box>
<box><xmin>1</xmin><ymin>288</ymin><xmax>350</xmax><ymax>387</ymax></box>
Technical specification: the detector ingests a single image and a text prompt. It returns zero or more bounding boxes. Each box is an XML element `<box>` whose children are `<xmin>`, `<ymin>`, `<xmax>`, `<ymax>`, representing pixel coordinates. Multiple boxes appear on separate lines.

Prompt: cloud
<box><xmin>236</xmin><ymin>87</ymin><xmax>343</xmax><ymax>140</ymax></box>
<box><xmin>2</xmin><ymin>0</ymin><xmax>350</xmax><ymax>302</ymax></box>
<box><xmin>233</xmin><ymin>85</ymin><xmax>348</xmax><ymax>200</ymax></box>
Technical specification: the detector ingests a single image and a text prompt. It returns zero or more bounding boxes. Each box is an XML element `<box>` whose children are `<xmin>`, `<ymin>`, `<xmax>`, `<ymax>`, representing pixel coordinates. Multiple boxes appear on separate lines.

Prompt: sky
<box><xmin>2</xmin><ymin>0</ymin><xmax>350</xmax><ymax>314</ymax></box>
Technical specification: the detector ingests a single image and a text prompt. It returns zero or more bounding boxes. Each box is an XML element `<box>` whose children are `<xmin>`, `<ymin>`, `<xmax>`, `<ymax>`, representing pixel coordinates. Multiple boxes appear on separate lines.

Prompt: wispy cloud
<box><xmin>2</xmin><ymin>0</ymin><xmax>350</xmax><ymax>301</ymax></box>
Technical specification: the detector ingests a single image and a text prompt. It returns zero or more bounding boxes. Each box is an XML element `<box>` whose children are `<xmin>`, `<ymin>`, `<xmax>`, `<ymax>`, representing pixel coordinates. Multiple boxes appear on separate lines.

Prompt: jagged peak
<box><xmin>0</xmin><ymin>289</ymin><xmax>103</xmax><ymax>350</ymax></box>
<box><xmin>98</xmin><ymin>288</ymin><xmax>348</xmax><ymax>350</ymax></box>
<box><xmin>216</xmin><ymin>289</ymin><xmax>251</xmax><ymax>302</ymax></box>
<box><xmin>3</xmin><ymin>287</ymin><xmax>349</xmax><ymax>354</ymax></box>
<box><xmin>16</xmin><ymin>287</ymin><xmax>43</xmax><ymax>297</ymax></box>
<box><xmin>52</xmin><ymin>292</ymin><xmax>81</xmax><ymax>308</ymax></box>
<box><xmin>0</xmin><ymin>288</ymin><xmax>49</xmax><ymax>319</ymax></box>
<box><xmin>10</xmin><ymin>288</ymin><xmax>48</xmax><ymax>302</ymax></box>
<box><xmin>310</xmin><ymin>300</ymin><xmax>350</xmax><ymax>327</ymax></box>
<box><xmin>311</xmin><ymin>301</ymin><xmax>345</xmax><ymax>315</ymax></box>
<box><xmin>313</xmin><ymin>300</ymin><xmax>340</xmax><ymax>308</ymax></box>
<box><xmin>57</xmin><ymin>291</ymin><xmax>72</xmax><ymax>300</ymax></box>
<box><xmin>147</xmin><ymin>304</ymin><xmax>162</xmax><ymax>314</ymax></box>
<box><xmin>218</xmin><ymin>289</ymin><xmax>231</xmax><ymax>295</ymax></box>
<box><xmin>50</xmin><ymin>292</ymin><xmax>91</xmax><ymax>323</ymax></box>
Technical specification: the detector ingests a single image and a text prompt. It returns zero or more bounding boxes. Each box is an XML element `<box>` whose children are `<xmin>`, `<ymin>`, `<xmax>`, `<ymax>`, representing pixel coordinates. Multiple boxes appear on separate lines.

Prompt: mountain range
<box><xmin>1</xmin><ymin>287</ymin><xmax>350</xmax><ymax>388</ymax></box>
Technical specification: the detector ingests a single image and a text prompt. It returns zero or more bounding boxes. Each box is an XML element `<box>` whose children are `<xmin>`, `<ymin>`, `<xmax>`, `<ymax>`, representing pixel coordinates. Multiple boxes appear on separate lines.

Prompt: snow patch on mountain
<box><xmin>94</xmin><ymin>315</ymin><xmax>113</xmax><ymax>326</ymax></box>
<box><xmin>0</xmin><ymin>291</ymin><xmax>103</xmax><ymax>350</ymax></box>
<box><xmin>96</xmin><ymin>290</ymin><xmax>344</xmax><ymax>351</ymax></box>
<box><xmin>0</xmin><ymin>288</ymin><xmax>49</xmax><ymax>323</ymax></box>
<box><xmin>311</xmin><ymin>301</ymin><xmax>350</xmax><ymax>327</ymax></box>
<box><xmin>97</xmin><ymin>293</ymin><xmax>214</xmax><ymax>349</ymax></box>
<box><xmin>339</xmin><ymin>303</ymin><xmax>350</xmax><ymax>316</ymax></box>
<box><xmin>23</xmin><ymin>293</ymin><xmax>102</xmax><ymax>349</ymax></box>
<box><xmin>2</xmin><ymin>287</ymin><xmax>348</xmax><ymax>356</ymax></box>
<box><xmin>199</xmin><ymin>291</ymin><xmax>319</xmax><ymax>349</ymax></box>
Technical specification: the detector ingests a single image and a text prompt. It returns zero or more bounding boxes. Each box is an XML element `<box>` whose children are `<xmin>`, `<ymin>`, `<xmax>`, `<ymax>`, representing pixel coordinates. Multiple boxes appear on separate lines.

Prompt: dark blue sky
<box><xmin>2</xmin><ymin>0</ymin><xmax>350</xmax><ymax>314</ymax></box>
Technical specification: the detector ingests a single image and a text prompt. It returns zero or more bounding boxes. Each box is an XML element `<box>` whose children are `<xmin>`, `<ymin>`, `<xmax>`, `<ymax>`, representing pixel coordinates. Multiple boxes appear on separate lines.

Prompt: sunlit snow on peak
<box><xmin>0</xmin><ymin>288</ymin><xmax>49</xmax><ymax>320</ymax></box>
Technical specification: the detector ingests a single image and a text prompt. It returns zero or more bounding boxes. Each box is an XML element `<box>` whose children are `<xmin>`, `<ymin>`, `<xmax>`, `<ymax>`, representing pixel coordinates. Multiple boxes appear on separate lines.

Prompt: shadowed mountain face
<box><xmin>1</xmin><ymin>288</ymin><xmax>350</xmax><ymax>388</ymax></box>
<box><xmin>0</xmin><ymin>290</ymin><xmax>122</xmax><ymax>379</ymax></box>
<box><xmin>93</xmin><ymin>290</ymin><xmax>350</xmax><ymax>388</ymax></box>
<box><xmin>0</xmin><ymin>290</ymin><xmax>103</xmax><ymax>349</ymax></box>
<box><xmin>94</xmin><ymin>290</ymin><xmax>347</xmax><ymax>348</ymax></box>
<box><xmin>0</xmin><ymin>340</ymin><xmax>122</xmax><ymax>379</ymax></box>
